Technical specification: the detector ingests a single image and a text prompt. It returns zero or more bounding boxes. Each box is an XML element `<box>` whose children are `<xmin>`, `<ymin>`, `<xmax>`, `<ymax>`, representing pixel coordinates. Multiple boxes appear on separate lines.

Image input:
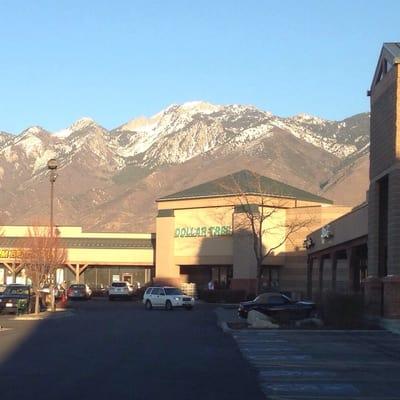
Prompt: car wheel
<box><xmin>165</xmin><ymin>300</ymin><xmax>173</xmax><ymax>311</ymax></box>
<box><xmin>145</xmin><ymin>300</ymin><xmax>152</xmax><ymax>310</ymax></box>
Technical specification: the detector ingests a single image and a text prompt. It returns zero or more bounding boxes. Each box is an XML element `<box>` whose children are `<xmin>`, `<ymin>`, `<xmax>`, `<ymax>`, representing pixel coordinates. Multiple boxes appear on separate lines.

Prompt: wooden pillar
<box><xmin>75</xmin><ymin>264</ymin><xmax>80</xmax><ymax>283</ymax></box>
<box><xmin>331</xmin><ymin>251</ymin><xmax>337</xmax><ymax>292</ymax></box>
<box><xmin>4</xmin><ymin>263</ymin><xmax>16</xmax><ymax>283</ymax></box>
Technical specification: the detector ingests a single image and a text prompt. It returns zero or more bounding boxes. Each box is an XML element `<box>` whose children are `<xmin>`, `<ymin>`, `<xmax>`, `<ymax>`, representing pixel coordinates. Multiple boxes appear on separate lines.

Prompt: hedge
<box><xmin>198</xmin><ymin>289</ymin><xmax>247</xmax><ymax>303</ymax></box>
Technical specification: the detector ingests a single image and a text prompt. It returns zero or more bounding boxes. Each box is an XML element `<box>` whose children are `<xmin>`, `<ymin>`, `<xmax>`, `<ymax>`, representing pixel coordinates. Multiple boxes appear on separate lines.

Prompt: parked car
<box><xmin>0</xmin><ymin>284</ymin><xmax>45</xmax><ymax>314</ymax></box>
<box><xmin>40</xmin><ymin>284</ymin><xmax>64</xmax><ymax>299</ymax></box>
<box><xmin>143</xmin><ymin>287</ymin><xmax>195</xmax><ymax>310</ymax></box>
<box><xmin>67</xmin><ymin>284</ymin><xmax>92</xmax><ymax>300</ymax></box>
<box><xmin>90</xmin><ymin>284</ymin><xmax>108</xmax><ymax>297</ymax></box>
<box><xmin>238</xmin><ymin>292</ymin><xmax>316</xmax><ymax>322</ymax></box>
<box><xmin>108</xmin><ymin>282</ymin><xmax>132</xmax><ymax>301</ymax></box>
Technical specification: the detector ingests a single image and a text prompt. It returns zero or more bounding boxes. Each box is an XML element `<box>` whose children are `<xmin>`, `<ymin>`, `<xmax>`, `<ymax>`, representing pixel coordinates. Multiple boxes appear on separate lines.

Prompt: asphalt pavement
<box><xmin>232</xmin><ymin>329</ymin><xmax>400</xmax><ymax>399</ymax></box>
<box><xmin>0</xmin><ymin>298</ymin><xmax>265</xmax><ymax>400</ymax></box>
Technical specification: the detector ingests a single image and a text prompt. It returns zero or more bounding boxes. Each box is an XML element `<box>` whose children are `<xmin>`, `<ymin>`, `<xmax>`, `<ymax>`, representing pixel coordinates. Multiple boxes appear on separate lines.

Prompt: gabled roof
<box><xmin>370</xmin><ymin>43</ymin><xmax>400</xmax><ymax>93</ymax></box>
<box><xmin>158</xmin><ymin>169</ymin><xmax>332</xmax><ymax>204</ymax></box>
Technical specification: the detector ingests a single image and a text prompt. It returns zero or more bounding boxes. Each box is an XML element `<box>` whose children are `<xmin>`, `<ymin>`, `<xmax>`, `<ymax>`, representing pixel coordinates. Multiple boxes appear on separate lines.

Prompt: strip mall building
<box><xmin>3</xmin><ymin>43</ymin><xmax>399</xmax><ymax>316</ymax></box>
<box><xmin>306</xmin><ymin>43</ymin><xmax>400</xmax><ymax>319</ymax></box>
<box><xmin>0</xmin><ymin>170</ymin><xmax>350</xmax><ymax>295</ymax></box>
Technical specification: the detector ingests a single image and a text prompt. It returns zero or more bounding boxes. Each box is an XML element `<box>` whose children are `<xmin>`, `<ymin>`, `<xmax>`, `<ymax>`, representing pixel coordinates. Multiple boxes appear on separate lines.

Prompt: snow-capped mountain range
<box><xmin>0</xmin><ymin>101</ymin><xmax>370</xmax><ymax>231</ymax></box>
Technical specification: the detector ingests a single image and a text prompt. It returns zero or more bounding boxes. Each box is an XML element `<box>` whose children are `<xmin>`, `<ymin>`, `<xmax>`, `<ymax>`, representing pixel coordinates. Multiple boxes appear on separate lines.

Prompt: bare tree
<box><xmin>221</xmin><ymin>171</ymin><xmax>314</xmax><ymax>294</ymax></box>
<box><xmin>19</xmin><ymin>226</ymin><xmax>67</xmax><ymax>314</ymax></box>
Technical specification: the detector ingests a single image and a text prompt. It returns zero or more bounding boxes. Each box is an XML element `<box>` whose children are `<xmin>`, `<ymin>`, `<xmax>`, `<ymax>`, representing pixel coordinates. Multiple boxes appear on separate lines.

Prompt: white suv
<box><xmin>108</xmin><ymin>282</ymin><xmax>132</xmax><ymax>301</ymax></box>
<box><xmin>143</xmin><ymin>287</ymin><xmax>194</xmax><ymax>310</ymax></box>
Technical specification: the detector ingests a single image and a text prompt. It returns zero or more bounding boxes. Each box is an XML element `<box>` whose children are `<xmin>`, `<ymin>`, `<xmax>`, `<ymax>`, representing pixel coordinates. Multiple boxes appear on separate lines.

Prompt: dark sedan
<box><xmin>67</xmin><ymin>284</ymin><xmax>91</xmax><ymax>300</ymax></box>
<box><xmin>238</xmin><ymin>292</ymin><xmax>316</xmax><ymax>322</ymax></box>
<box><xmin>0</xmin><ymin>284</ymin><xmax>44</xmax><ymax>314</ymax></box>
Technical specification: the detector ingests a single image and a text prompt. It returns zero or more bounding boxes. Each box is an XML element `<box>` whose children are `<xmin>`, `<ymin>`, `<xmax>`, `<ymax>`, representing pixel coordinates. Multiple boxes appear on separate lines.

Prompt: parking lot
<box><xmin>232</xmin><ymin>329</ymin><xmax>400</xmax><ymax>399</ymax></box>
<box><xmin>0</xmin><ymin>298</ymin><xmax>265</xmax><ymax>400</ymax></box>
<box><xmin>2</xmin><ymin>299</ymin><xmax>400</xmax><ymax>400</ymax></box>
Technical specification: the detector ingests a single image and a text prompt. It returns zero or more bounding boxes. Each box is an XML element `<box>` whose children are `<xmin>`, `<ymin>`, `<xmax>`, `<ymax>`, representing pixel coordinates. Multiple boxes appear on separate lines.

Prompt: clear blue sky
<box><xmin>1</xmin><ymin>0</ymin><xmax>399</xmax><ymax>133</ymax></box>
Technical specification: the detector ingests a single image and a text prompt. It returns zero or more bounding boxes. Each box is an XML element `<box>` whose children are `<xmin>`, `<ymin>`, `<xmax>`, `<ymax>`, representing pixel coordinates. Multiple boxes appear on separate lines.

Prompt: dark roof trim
<box><xmin>157</xmin><ymin>209</ymin><xmax>175</xmax><ymax>217</ymax></box>
<box><xmin>157</xmin><ymin>170</ymin><xmax>332</xmax><ymax>205</ymax></box>
<box><xmin>0</xmin><ymin>237</ymin><xmax>155</xmax><ymax>250</ymax></box>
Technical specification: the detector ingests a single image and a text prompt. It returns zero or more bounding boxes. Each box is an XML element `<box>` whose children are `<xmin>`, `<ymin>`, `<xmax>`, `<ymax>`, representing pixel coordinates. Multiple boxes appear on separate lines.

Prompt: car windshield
<box><xmin>70</xmin><ymin>285</ymin><xmax>85</xmax><ymax>289</ymax></box>
<box><xmin>4</xmin><ymin>286</ymin><xmax>29</xmax><ymax>296</ymax></box>
<box><xmin>165</xmin><ymin>288</ymin><xmax>183</xmax><ymax>295</ymax></box>
<box><xmin>254</xmin><ymin>293</ymin><xmax>291</xmax><ymax>304</ymax></box>
<box><xmin>111</xmin><ymin>283</ymin><xmax>126</xmax><ymax>287</ymax></box>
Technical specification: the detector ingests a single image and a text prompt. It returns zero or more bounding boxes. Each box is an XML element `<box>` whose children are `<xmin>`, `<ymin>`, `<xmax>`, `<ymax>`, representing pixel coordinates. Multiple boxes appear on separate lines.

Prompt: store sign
<box><xmin>175</xmin><ymin>225</ymin><xmax>232</xmax><ymax>238</ymax></box>
<box><xmin>0</xmin><ymin>249</ymin><xmax>24</xmax><ymax>259</ymax></box>
<box><xmin>321</xmin><ymin>224</ymin><xmax>333</xmax><ymax>243</ymax></box>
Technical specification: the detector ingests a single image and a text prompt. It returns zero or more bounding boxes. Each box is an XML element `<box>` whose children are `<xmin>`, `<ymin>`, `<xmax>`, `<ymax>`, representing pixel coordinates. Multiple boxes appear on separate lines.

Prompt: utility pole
<box><xmin>47</xmin><ymin>158</ymin><xmax>58</xmax><ymax>312</ymax></box>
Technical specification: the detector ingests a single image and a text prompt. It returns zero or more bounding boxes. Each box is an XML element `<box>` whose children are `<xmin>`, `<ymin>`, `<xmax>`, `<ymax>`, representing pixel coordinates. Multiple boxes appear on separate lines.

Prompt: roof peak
<box><xmin>158</xmin><ymin>169</ymin><xmax>332</xmax><ymax>204</ymax></box>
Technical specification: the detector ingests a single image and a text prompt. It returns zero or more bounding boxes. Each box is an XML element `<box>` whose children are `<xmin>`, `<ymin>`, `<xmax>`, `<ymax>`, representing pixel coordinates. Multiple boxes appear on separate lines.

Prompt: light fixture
<box><xmin>303</xmin><ymin>237</ymin><xmax>314</xmax><ymax>249</ymax></box>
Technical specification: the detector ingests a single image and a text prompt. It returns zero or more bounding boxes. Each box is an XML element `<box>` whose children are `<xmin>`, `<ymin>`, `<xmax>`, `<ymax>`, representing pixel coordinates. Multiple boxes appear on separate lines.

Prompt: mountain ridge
<box><xmin>0</xmin><ymin>102</ymin><xmax>370</xmax><ymax>231</ymax></box>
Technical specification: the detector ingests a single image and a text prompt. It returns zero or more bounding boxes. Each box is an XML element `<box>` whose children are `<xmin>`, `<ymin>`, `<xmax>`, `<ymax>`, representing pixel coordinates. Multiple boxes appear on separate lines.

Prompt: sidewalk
<box><xmin>13</xmin><ymin>308</ymin><xmax>74</xmax><ymax>321</ymax></box>
<box><xmin>214</xmin><ymin>305</ymin><xmax>243</xmax><ymax>332</ymax></box>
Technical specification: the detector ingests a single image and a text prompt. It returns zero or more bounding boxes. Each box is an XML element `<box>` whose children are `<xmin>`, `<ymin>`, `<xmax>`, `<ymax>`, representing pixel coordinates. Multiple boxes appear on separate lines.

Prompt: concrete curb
<box><xmin>13</xmin><ymin>309</ymin><xmax>75</xmax><ymax>321</ymax></box>
<box><xmin>219</xmin><ymin>320</ymin><xmax>233</xmax><ymax>333</ymax></box>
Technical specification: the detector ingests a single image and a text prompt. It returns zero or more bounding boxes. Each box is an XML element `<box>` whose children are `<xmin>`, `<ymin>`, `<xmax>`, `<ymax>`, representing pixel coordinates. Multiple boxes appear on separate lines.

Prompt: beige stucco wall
<box><xmin>172</xmin><ymin>206</ymin><xmax>233</xmax><ymax>265</ymax></box>
<box><xmin>308</xmin><ymin>204</ymin><xmax>367</xmax><ymax>254</ymax></box>
<box><xmin>155</xmin><ymin>216</ymin><xmax>178</xmax><ymax>278</ymax></box>
<box><xmin>0</xmin><ymin>225</ymin><xmax>152</xmax><ymax>239</ymax></box>
<box><xmin>0</xmin><ymin>226</ymin><xmax>155</xmax><ymax>266</ymax></box>
<box><xmin>155</xmin><ymin>194</ymin><xmax>350</xmax><ymax>294</ymax></box>
<box><xmin>65</xmin><ymin>248</ymin><xmax>154</xmax><ymax>265</ymax></box>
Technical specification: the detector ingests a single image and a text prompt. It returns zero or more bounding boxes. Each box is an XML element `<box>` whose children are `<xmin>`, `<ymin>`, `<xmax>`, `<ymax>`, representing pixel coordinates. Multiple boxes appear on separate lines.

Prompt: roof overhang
<box><xmin>369</xmin><ymin>43</ymin><xmax>400</xmax><ymax>95</ymax></box>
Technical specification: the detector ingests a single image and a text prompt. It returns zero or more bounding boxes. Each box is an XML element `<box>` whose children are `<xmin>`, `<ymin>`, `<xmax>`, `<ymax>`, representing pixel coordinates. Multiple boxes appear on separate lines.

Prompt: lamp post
<box><xmin>47</xmin><ymin>158</ymin><xmax>58</xmax><ymax>311</ymax></box>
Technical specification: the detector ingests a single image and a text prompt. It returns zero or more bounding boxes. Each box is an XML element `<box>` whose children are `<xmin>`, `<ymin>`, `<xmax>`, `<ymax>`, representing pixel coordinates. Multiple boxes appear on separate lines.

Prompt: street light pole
<box><xmin>47</xmin><ymin>159</ymin><xmax>58</xmax><ymax>312</ymax></box>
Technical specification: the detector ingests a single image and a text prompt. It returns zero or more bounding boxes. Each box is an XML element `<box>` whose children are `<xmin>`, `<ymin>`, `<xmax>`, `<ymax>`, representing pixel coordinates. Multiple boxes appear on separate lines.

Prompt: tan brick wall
<box><xmin>370</xmin><ymin>66</ymin><xmax>397</xmax><ymax>179</ymax></box>
<box><xmin>387</xmin><ymin>168</ymin><xmax>400</xmax><ymax>275</ymax></box>
<box><xmin>368</xmin><ymin>181</ymin><xmax>380</xmax><ymax>276</ymax></box>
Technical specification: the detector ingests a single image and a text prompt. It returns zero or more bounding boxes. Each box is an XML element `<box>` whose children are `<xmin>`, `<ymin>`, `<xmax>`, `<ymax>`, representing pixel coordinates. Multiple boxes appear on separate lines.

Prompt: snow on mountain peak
<box><xmin>70</xmin><ymin>117</ymin><xmax>96</xmax><ymax>130</ymax></box>
<box><xmin>22</xmin><ymin>126</ymin><xmax>45</xmax><ymax>135</ymax></box>
<box><xmin>54</xmin><ymin>117</ymin><xmax>97</xmax><ymax>138</ymax></box>
<box><xmin>292</xmin><ymin>113</ymin><xmax>326</xmax><ymax>124</ymax></box>
<box><xmin>178</xmin><ymin>101</ymin><xmax>222</xmax><ymax>114</ymax></box>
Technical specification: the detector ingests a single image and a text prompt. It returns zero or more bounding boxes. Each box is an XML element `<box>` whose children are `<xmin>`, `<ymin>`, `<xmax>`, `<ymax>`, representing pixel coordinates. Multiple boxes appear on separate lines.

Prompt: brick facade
<box><xmin>368</xmin><ymin>45</ymin><xmax>400</xmax><ymax>318</ymax></box>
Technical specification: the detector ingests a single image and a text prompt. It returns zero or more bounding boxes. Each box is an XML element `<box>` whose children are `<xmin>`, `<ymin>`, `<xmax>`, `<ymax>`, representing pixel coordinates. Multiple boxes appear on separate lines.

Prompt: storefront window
<box><xmin>261</xmin><ymin>266</ymin><xmax>281</xmax><ymax>289</ymax></box>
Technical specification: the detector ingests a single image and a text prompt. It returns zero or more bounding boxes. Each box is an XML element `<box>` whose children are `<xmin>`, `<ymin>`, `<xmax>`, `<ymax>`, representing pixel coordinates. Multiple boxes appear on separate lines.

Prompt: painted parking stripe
<box><xmin>262</xmin><ymin>383</ymin><xmax>360</xmax><ymax>396</ymax></box>
<box><xmin>259</xmin><ymin>369</ymin><xmax>337</xmax><ymax>378</ymax></box>
<box><xmin>248</xmin><ymin>354</ymin><xmax>312</xmax><ymax>361</ymax></box>
<box><xmin>242</xmin><ymin>347</ymin><xmax>298</xmax><ymax>352</ymax></box>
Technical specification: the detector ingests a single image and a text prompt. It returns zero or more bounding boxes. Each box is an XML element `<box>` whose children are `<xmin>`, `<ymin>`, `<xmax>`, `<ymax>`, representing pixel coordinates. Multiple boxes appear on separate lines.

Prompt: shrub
<box><xmin>321</xmin><ymin>291</ymin><xmax>364</xmax><ymax>329</ymax></box>
<box><xmin>198</xmin><ymin>289</ymin><xmax>247</xmax><ymax>303</ymax></box>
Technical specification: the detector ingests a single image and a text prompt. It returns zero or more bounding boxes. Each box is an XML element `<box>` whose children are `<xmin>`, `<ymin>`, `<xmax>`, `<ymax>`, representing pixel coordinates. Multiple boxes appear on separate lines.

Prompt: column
<box><xmin>346</xmin><ymin>247</ymin><xmax>356</xmax><ymax>292</ymax></box>
<box><xmin>306</xmin><ymin>257</ymin><xmax>313</xmax><ymax>298</ymax></box>
<box><xmin>331</xmin><ymin>251</ymin><xmax>337</xmax><ymax>291</ymax></box>
<box><xmin>383</xmin><ymin>169</ymin><xmax>400</xmax><ymax>317</ymax></box>
<box><xmin>367</xmin><ymin>181</ymin><xmax>380</xmax><ymax>277</ymax></box>
<box><xmin>318</xmin><ymin>256</ymin><xmax>324</xmax><ymax>299</ymax></box>
<box><xmin>154</xmin><ymin>209</ymin><xmax>180</xmax><ymax>286</ymax></box>
<box><xmin>75</xmin><ymin>264</ymin><xmax>80</xmax><ymax>283</ymax></box>
<box><xmin>231</xmin><ymin>206</ymin><xmax>258</xmax><ymax>294</ymax></box>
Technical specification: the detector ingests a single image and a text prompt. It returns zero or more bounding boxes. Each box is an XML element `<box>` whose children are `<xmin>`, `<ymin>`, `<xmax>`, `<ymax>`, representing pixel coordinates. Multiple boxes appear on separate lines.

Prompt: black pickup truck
<box><xmin>0</xmin><ymin>284</ymin><xmax>44</xmax><ymax>314</ymax></box>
